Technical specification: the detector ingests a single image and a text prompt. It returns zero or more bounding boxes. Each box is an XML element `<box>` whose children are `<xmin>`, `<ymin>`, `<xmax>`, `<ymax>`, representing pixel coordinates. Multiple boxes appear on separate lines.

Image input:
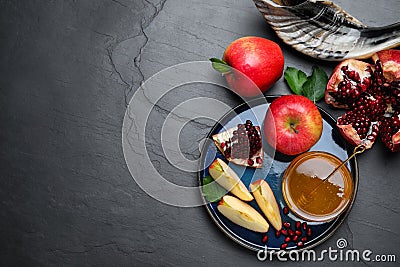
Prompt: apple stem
<box><xmin>290</xmin><ymin>124</ymin><xmax>298</xmax><ymax>134</ymax></box>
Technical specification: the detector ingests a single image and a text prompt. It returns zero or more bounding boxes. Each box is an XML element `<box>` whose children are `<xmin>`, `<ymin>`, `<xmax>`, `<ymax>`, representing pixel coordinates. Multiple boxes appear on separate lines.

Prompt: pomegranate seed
<box><xmin>295</xmin><ymin>221</ymin><xmax>301</xmax><ymax>230</ymax></box>
<box><xmin>283</xmin><ymin>222</ymin><xmax>291</xmax><ymax>228</ymax></box>
<box><xmin>256</xmin><ymin>157</ymin><xmax>262</xmax><ymax>164</ymax></box>
<box><xmin>283</xmin><ymin>207</ymin><xmax>289</xmax><ymax>215</ymax></box>
<box><xmin>302</xmin><ymin>222</ymin><xmax>307</xmax><ymax>230</ymax></box>
<box><xmin>301</xmin><ymin>237</ymin><xmax>307</xmax><ymax>242</ymax></box>
<box><xmin>348</xmin><ymin>70</ymin><xmax>355</xmax><ymax>80</ymax></box>
<box><xmin>288</xmin><ymin>229</ymin><xmax>295</xmax><ymax>236</ymax></box>
<box><xmin>307</xmin><ymin>228</ymin><xmax>312</xmax><ymax>237</ymax></box>
<box><xmin>297</xmin><ymin>241</ymin><xmax>304</xmax><ymax>248</ymax></box>
<box><xmin>275</xmin><ymin>230</ymin><xmax>281</xmax><ymax>238</ymax></box>
<box><xmin>285</xmin><ymin>236</ymin><xmax>291</xmax><ymax>243</ymax></box>
<box><xmin>280</xmin><ymin>243</ymin><xmax>288</xmax><ymax>250</ymax></box>
<box><xmin>295</xmin><ymin>230</ymin><xmax>302</xmax><ymax>236</ymax></box>
<box><xmin>280</xmin><ymin>229</ymin><xmax>288</xmax><ymax>236</ymax></box>
<box><xmin>361</xmin><ymin>84</ymin><xmax>368</xmax><ymax>91</ymax></box>
<box><xmin>247</xmin><ymin>159</ymin><xmax>254</xmax><ymax>166</ymax></box>
<box><xmin>292</xmin><ymin>235</ymin><xmax>299</xmax><ymax>242</ymax></box>
<box><xmin>262</xmin><ymin>235</ymin><xmax>268</xmax><ymax>243</ymax></box>
<box><xmin>354</xmin><ymin>72</ymin><xmax>360</xmax><ymax>82</ymax></box>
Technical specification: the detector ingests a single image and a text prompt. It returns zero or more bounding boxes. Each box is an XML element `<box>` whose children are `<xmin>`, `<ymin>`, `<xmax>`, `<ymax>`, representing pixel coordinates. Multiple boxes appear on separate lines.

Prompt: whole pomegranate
<box><xmin>325</xmin><ymin>50</ymin><xmax>400</xmax><ymax>152</ymax></box>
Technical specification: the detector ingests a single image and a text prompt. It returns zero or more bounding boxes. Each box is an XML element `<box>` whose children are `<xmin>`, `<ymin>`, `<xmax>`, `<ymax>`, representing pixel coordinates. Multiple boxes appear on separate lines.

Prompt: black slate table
<box><xmin>1</xmin><ymin>0</ymin><xmax>399</xmax><ymax>266</ymax></box>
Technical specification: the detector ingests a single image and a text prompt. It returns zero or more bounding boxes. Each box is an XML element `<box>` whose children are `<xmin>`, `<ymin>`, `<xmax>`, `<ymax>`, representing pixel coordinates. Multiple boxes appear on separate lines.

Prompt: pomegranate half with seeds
<box><xmin>325</xmin><ymin>59</ymin><xmax>373</xmax><ymax>109</ymax></box>
<box><xmin>212</xmin><ymin>120</ymin><xmax>264</xmax><ymax>168</ymax></box>
<box><xmin>325</xmin><ymin>50</ymin><xmax>400</xmax><ymax>152</ymax></box>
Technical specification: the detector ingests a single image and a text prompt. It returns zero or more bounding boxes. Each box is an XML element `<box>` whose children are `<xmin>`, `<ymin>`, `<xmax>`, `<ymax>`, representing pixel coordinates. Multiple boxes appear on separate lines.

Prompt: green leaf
<box><xmin>210</xmin><ymin>58</ymin><xmax>231</xmax><ymax>74</ymax></box>
<box><xmin>302</xmin><ymin>66</ymin><xmax>328</xmax><ymax>102</ymax></box>
<box><xmin>284</xmin><ymin>66</ymin><xmax>308</xmax><ymax>95</ymax></box>
<box><xmin>202</xmin><ymin>175</ymin><xmax>227</xmax><ymax>202</ymax></box>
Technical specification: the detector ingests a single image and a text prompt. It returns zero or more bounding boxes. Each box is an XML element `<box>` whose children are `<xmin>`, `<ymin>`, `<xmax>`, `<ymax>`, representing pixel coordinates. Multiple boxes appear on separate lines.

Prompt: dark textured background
<box><xmin>1</xmin><ymin>0</ymin><xmax>399</xmax><ymax>266</ymax></box>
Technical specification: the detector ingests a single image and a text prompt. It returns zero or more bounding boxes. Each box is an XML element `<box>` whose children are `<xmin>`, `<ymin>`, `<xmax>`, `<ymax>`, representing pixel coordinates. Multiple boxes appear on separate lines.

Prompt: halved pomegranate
<box><xmin>380</xmin><ymin>114</ymin><xmax>400</xmax><ymax>152</ymax></box>
<box><xmin>325</xmin><ymin>59</ymin><xmax>373</xmax><ymax>109</ymax></box>
<box><xmin>337</xmin><ymin>111</ymin><xmax>379</xmax><ymax>149</ymax></box>
<box><xmin>212</xmin><ymin>120</ymin><xmax>263</xmax><ymax>167</ymax></box>
<box><xmin>326</xmin><ymin>50</ymin><xmax>400</xmax><ymax>152</ymax></box>
<box><xmin>372</xmin><ymin>50</ymin><xmax>400</xmax><ymax>82</ymax></box>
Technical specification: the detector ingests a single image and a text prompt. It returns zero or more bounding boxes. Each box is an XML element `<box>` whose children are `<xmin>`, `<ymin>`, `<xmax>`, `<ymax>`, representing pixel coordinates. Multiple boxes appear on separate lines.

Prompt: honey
<box><xmin>282</xmin><ymin>151</ymin><xmax>354</xmax><ymax>222</ymax></box>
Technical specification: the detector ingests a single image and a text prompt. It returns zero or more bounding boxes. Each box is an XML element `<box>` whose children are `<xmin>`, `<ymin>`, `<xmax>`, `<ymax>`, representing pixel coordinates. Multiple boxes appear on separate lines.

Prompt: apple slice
<box><xmin>218</xmin><ymin>195</ymin><xmax>269</xmax><ymax>233</ymax></box>
<box><xmin>209</xmin><ymin>158</ymin><xmax>253</xmax><ymax>201</ymax></box>
<box><xmin>250</xmin><ymin>180</ymin><xmax>282</xmax><ymax>230</ymax></box>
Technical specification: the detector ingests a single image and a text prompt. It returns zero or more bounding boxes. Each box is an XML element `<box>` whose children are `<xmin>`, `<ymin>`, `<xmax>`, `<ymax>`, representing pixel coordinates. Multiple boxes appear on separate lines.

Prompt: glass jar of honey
<box><xmin>282</xmin><ymin>151</ymin><xmax>354</xmax><ymax>222</ymax></box>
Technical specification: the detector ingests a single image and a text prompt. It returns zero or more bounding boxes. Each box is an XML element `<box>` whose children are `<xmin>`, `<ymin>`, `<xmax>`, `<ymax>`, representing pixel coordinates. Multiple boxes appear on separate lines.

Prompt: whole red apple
<box><xmin>212</xmin><ymin>36</ymin><xmax>284</xmax><ymax>98</ymax></box>
<box><xmin>263</xmin><ymin>95</ymin><xmax>323</xmax><ymax>156</ymax></box>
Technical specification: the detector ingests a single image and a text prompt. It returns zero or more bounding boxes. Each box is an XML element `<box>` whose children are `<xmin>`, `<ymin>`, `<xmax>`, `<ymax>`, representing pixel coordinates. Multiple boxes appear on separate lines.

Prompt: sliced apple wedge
<box><xmin>209</xmin><ymin>158</ymin><xmax>253</xmax><ymax>201</ymax></box>
<box><xmin>250</xmin><ymin>180</ymin><xmax>282</xmax><ymax>230</ymax></box>
<box><xmin>218</xmin><ymin>195</ymin><xmax>269</xmax><ymax>233</ymax></box>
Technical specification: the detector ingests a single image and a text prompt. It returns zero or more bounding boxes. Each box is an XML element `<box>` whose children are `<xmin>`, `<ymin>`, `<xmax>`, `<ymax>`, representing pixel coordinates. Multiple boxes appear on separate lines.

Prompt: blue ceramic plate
<box><xmin>198</xmin><ymin>97</ymin><xmax>359</xmax><ymax>252</ymax></box>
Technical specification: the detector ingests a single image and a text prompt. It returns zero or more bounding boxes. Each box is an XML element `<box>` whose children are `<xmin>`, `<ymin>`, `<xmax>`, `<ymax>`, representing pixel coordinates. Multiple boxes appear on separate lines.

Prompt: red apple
<box><xmin>263</xmin><ymin>95</ymin><xmax>323</xmax><ymax>155</ymax></box>
<box><xmin>211</xmin><ymin>36</ymin><xmax>284</xmax><ymax>98</ymax></box>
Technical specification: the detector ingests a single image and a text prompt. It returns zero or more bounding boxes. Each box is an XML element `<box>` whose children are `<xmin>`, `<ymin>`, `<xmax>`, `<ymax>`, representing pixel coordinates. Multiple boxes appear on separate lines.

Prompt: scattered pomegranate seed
<box><xmin>262</xmin><ymin>235</ymin><xmax>268</xmax><ymax>243</ymax></box>
<box><xmin>284</xmin><ymin>236</ymin><xmax>291</xmax><ymax>243</ymax></box>
<box><xmin>302</xmin><ymin>222</ymin><xmax>308</xmax><ymax>231</ymax></box>
<box><xmin>295</xmin><ymin>230</ymin><xmax>302</xmax><ymax>236</ymax></box>
<box><xmin>247</xmin><ymin>159</ymin><xmax>254</xmax><ymax>166</ymax></box>
<box><xmin>280</xmin><ymin>229</ymin><xmax>288</xmax><ymax>236</ymax></box>
<box><xmin>295</xmin><ymin>221</ymin><xmax>301</xmax><ymax>230</ymax></box>
<box><xmin>307</xmin><ymin>228</ymin><xmax>312</xmax><ymax>237</ymax></box>
<box><xmin>275</xmin><ymin>230</ymin><xmax>281</xmax><ymax>238</ymax></box>
<box><xmin>280</xmin><ymin>243</ymin><xmax>288</xmax><ymax>250</ymax></box>
<box><xmin>283</xmin><ymin>222</ymin><xmax>291</xmax><ymax>228</ymax></box>
<box><xmin>288</xmin><ymin>229</ymin><xmax>295</xmax><ymax>236</ymax></box>
<box><xmin>256</xmin><ymin>157</ymin><xmax>262</xmax><ymax>164</ymax></box>
<box><xmin>297</xmin><ymin>241</ymin><xmax>304</xmax><ymax>248</ymax></box>
<box><xmin>301</xmin><ymin>237</ymin><xmax>307</xmax><ymax>242</ymax></box>
<box><xmin>283</xmin><ymin>207</ymin><xmax>289</xmax><ymax>215</ymax></box>
<box><xmin>292</xmin><ymin>235</ymin><xmax>299</xmax><ymax>242</ymax></box>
